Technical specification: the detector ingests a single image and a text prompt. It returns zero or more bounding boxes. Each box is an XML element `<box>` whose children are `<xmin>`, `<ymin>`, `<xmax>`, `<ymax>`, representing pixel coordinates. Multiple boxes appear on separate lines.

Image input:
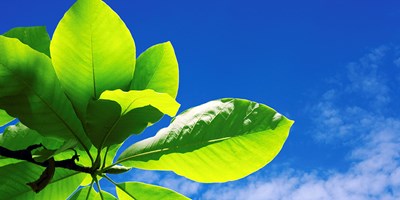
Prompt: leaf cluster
<box><xmin>0</xmin><ymin>0</ymin><xmax>293</xmax><ymax>199</ymax></box>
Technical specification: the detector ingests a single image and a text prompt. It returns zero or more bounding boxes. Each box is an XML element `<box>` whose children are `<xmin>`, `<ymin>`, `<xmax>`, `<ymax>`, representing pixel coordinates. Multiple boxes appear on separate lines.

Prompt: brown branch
<box><xmin>0</xmin><ymin>144</ymin><xmax>92</xmax><ymax>174</ymax></box>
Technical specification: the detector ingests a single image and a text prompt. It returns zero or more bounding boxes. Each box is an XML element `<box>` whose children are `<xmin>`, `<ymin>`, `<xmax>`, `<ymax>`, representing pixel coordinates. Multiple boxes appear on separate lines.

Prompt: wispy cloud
<box><xmin>346</xmin><ymin>46</ymin><xmax>391</xmax><ymax>107</ymax></box>
<box><xmin>201</xmin><ymin>118</ymin><xmax>400</xmax><ymax>200</ymax></box>
<box><xmin>310</xmin><ymin>45</ymin><xmax>398</xmax><ymax>142</ymax></box>
<box><xmin>199</xmin><ymin>46</ymin><xmax>400</xmax><ymax>199</ymax></box>
<box><xmin>124</xmin><ymin>46</ymin><xmax>400</xmax><ymax>200</ymax></box>
<box><xmin>128</xmin><ymin>169</ymin><xmax>201</xmax><ymax>197</ymax></box>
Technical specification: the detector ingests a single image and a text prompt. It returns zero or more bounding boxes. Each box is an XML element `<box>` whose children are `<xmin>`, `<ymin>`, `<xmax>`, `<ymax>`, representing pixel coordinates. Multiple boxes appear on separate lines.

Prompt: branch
<box><xmin>0</xmin><ymin>144</ymin><xmax>91</xmax><ymax>174</ymax></box>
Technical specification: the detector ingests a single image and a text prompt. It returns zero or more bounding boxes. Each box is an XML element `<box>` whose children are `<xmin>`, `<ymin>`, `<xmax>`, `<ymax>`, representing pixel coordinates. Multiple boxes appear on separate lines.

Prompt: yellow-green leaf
<box><xmin>131</xmin><ymin>42</ymin><xmax>179</xmax><ymax>98</ymax></box>
<box><xmin>117</xmin><ymin>98</ymin><xmax>293</xmax><ymax>183</ymax></box>
<box><xmin>51</xmin><ymin>0</ymin><xmax>136</xmax><ymax>120</ymax></box>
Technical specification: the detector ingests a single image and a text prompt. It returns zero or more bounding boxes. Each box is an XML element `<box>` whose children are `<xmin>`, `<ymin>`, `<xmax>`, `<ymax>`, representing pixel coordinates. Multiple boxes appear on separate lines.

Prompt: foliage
<box><xmin>0</xmin><ymin>0</ymin><xmax>293</xmax><ymax>199</ymax></box>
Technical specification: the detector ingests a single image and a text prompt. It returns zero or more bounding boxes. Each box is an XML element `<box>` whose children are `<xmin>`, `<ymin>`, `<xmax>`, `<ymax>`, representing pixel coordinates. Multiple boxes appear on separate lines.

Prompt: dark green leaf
<box><xmin>0</xmin><ymin>36</ymin><xmax>91</xmax><ymax>149</ymax></box>
<box><xmin>0</xmin><ymin>162</ymin><xmax>85</xmax><ymax>199</ymax></box>
<box><xmin>85</xmin><ymin>89</ymin><xmax>179</xmax><ymax>149</ymax></box>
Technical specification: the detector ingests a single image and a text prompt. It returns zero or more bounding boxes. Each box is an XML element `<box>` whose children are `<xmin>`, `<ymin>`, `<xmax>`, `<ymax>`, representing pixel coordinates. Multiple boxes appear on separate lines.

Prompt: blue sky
<box><xmin>1</xmin><ymin>0</ymin><xmax>400</xmax><ymax>199</ymax></box>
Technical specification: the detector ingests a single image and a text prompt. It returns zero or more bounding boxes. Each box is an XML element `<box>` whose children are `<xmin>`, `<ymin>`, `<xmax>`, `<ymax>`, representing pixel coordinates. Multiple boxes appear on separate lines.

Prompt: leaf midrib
<box><xmin>116</xmin><ymin>101</ymin><xmax>239</xmax><ymax>163</ymax></box>
<box><xmin>117</xmin><ymin>102</ymin><xmax>284</xmax><ymax>165</ymax></box>
<box><xmin>141</xmin><ymin>46</ymin><xmax>166</xmax><ymax>90</ymax></box>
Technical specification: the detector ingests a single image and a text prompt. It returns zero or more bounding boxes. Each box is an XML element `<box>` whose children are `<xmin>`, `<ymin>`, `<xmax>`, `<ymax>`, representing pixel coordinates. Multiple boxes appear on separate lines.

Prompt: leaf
<box><xmin>116</xmin><ymin>182</ymin><xmax>189</xmax><ymax>200</ymax></box>
<box><xmin>131</xmin><ymin>42</ymin><xmax>179</xmax><ymax>98</ymax></box>
<box><xmin>0</xmin><ymin>162</ymin><xmax>85</xmax><ymax>199</ymax></box>
<box><xmin>85</xmin><ymin>89</ymin><xmax>180</xmax><ymax>149</ymax></box>
<box><xmin>3</xmin><ymin>26</ymin><xmax>51</xmax><ymax>56</ymax></box>
<box><xmin>117</xmin><ymin>98</ymin><xmax>294</xmax><ymax>183</ymax></box>
<box><xmin>0</xmin><ymin>123</ymin><xmax>63</xmax><ymax>151</ymax></box>
<box><xmin>51</xmin><ymin>0</ymin><xmax>136</xmax><ymax>120</ymax></box>
<box><xmin>0</xmin><ymin>109</ymin><xmax>14</xmax><ymax>127</ymax></box>
<box><xmin>0</xmin><ymin>36</ymin><xmax>91</xmax><ymax>149</ymax></box>
<box><xmin>70</xmin><ymin>186</ymin><xmax>117</xmax><ymax>200</ymax></box>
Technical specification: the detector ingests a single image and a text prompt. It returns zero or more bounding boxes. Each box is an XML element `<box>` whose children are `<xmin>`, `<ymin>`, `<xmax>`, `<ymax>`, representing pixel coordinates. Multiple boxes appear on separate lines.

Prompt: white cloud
<box><xmin>128</xmin><ymin>169</ymin><xmax>201</xmax><ymax>197</ymax></box>
<box><xmin>201</xmin><ymin>118</ymin><xmax>400</xmax><ymax>200</ymax></box>
<box><xmin>129</xmin><ymin>170</ymin><xmax>161</xmax><ymax>183</ymax></box>
<box><xmin>158</xmin><ymin>175</ymin><xmax>201</xmax><ymax>196</ymax></box>
<box><xmin>345</xmin><ymin>46</ymin><xmax>397</xmax><ymax>108</ymax></box>
<box><xmin>199</xmin><ymin>47</ymin><xmax>400</xmax><ymax>200</ymax></box>
<box><xmin>124</xmin><ymin>46</ymin><xmax>400</xmax><ymax>200</ymax></box>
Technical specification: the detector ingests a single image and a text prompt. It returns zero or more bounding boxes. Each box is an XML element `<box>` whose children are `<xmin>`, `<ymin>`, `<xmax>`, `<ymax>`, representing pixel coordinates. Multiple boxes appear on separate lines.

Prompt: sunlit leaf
<box><xmin>51</xmin><ymin>0</ymin><xmax>136</xmax><ymax>120</ymax></box>
<box><xmin>116</xmin><ymin>182</ymin><xmax>189</xmax><ymax>200</ymax></box>
<box><xmin>131</xmin><ymin>42</ymin><xmax>179</xmax><ymax>98</ymax></box>
<box><xmin>118</xmin><ymin>98</ymin><xmax>293</xmax><ymax>183</ymax></box>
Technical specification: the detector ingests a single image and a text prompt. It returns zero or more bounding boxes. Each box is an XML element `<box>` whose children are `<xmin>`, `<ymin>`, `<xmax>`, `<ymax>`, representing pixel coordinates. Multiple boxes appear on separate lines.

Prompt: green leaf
<box><xmin>0</xmin><ymin>36</ymin><xmax>91</xmax><ymax>149</ymax></box>
<box><xmin>131</xmin><ymin>42</ymin><xmax>179</xmax><ymax>98</ymax></box>
<box><xmin>116</xmin><ymin>182</ymin><xmax>189</xmax><ymax>200</ymax></box>
<box><xmin>117</xmin><ymin>98</ymin><xmax>294</xmax><ymax>183</ymax></box>
<box><xmin>0</xmin><ymin>109</ymin><xmax>14</xmax><ymax>127</ymax></box>
<box><xmin>0</xmin><ymin>123</ymin><xmax>63</xmax><ymax>151</ymax></box>
<box><xmin>3</xmin><ymin>26</ymin><xmax>51</xmax><ymax>56</ymax></box>
<box><xmin>51</xmin><ymin>0</ymin><xmax>136</xmax><ymax>120</ymax></box>
<box><xmin>0</xmin><ymin>162</ymin><xmax>85</xmax><ymax>199</ymax></box>
<box><xmin>85</xmin><ymin>89</ymin><xmax>180</xmax><ymax>149</ymax></box>
<box><xmin>70</xmin><ymin>186</ymin><xmax>117</xmax><ymax>200</ymax></box>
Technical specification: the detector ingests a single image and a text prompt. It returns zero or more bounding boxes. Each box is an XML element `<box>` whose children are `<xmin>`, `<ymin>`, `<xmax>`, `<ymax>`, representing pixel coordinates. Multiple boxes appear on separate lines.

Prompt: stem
<box><xmin>94</xmin><ymin>176</ymin><xmax>104</xmax><ymax>200</ymax></box>
<box><xmin>101</xmin><ymin>146</ymin><xmax>110</xmax><ymax>170</ymax></box>
<box><xmin>83</xmin><ymin>145</ymin><xmax>94</xmax><ymax>166</ymax></box>
<box><xmin>102</xmin><ymin>175</ymin><xmax>137</xmax><ymax>200</ymax></box>
<box><xmin>101</xmin><ymin>162</ymin><xmax>118</xmax><ymax>172</ymax></box>
<box><xmin>86</xmin><ymin>180</ymin><xmax>95</xmax><ymax>200</ymax></box>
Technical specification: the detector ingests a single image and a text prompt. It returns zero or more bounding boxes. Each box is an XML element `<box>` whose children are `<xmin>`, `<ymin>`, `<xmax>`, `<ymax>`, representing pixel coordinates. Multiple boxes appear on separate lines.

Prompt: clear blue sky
<box><xmin>1</xmin><ymin>0</ymin><xmax>400</xmax><ymax>199</ymax></box>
